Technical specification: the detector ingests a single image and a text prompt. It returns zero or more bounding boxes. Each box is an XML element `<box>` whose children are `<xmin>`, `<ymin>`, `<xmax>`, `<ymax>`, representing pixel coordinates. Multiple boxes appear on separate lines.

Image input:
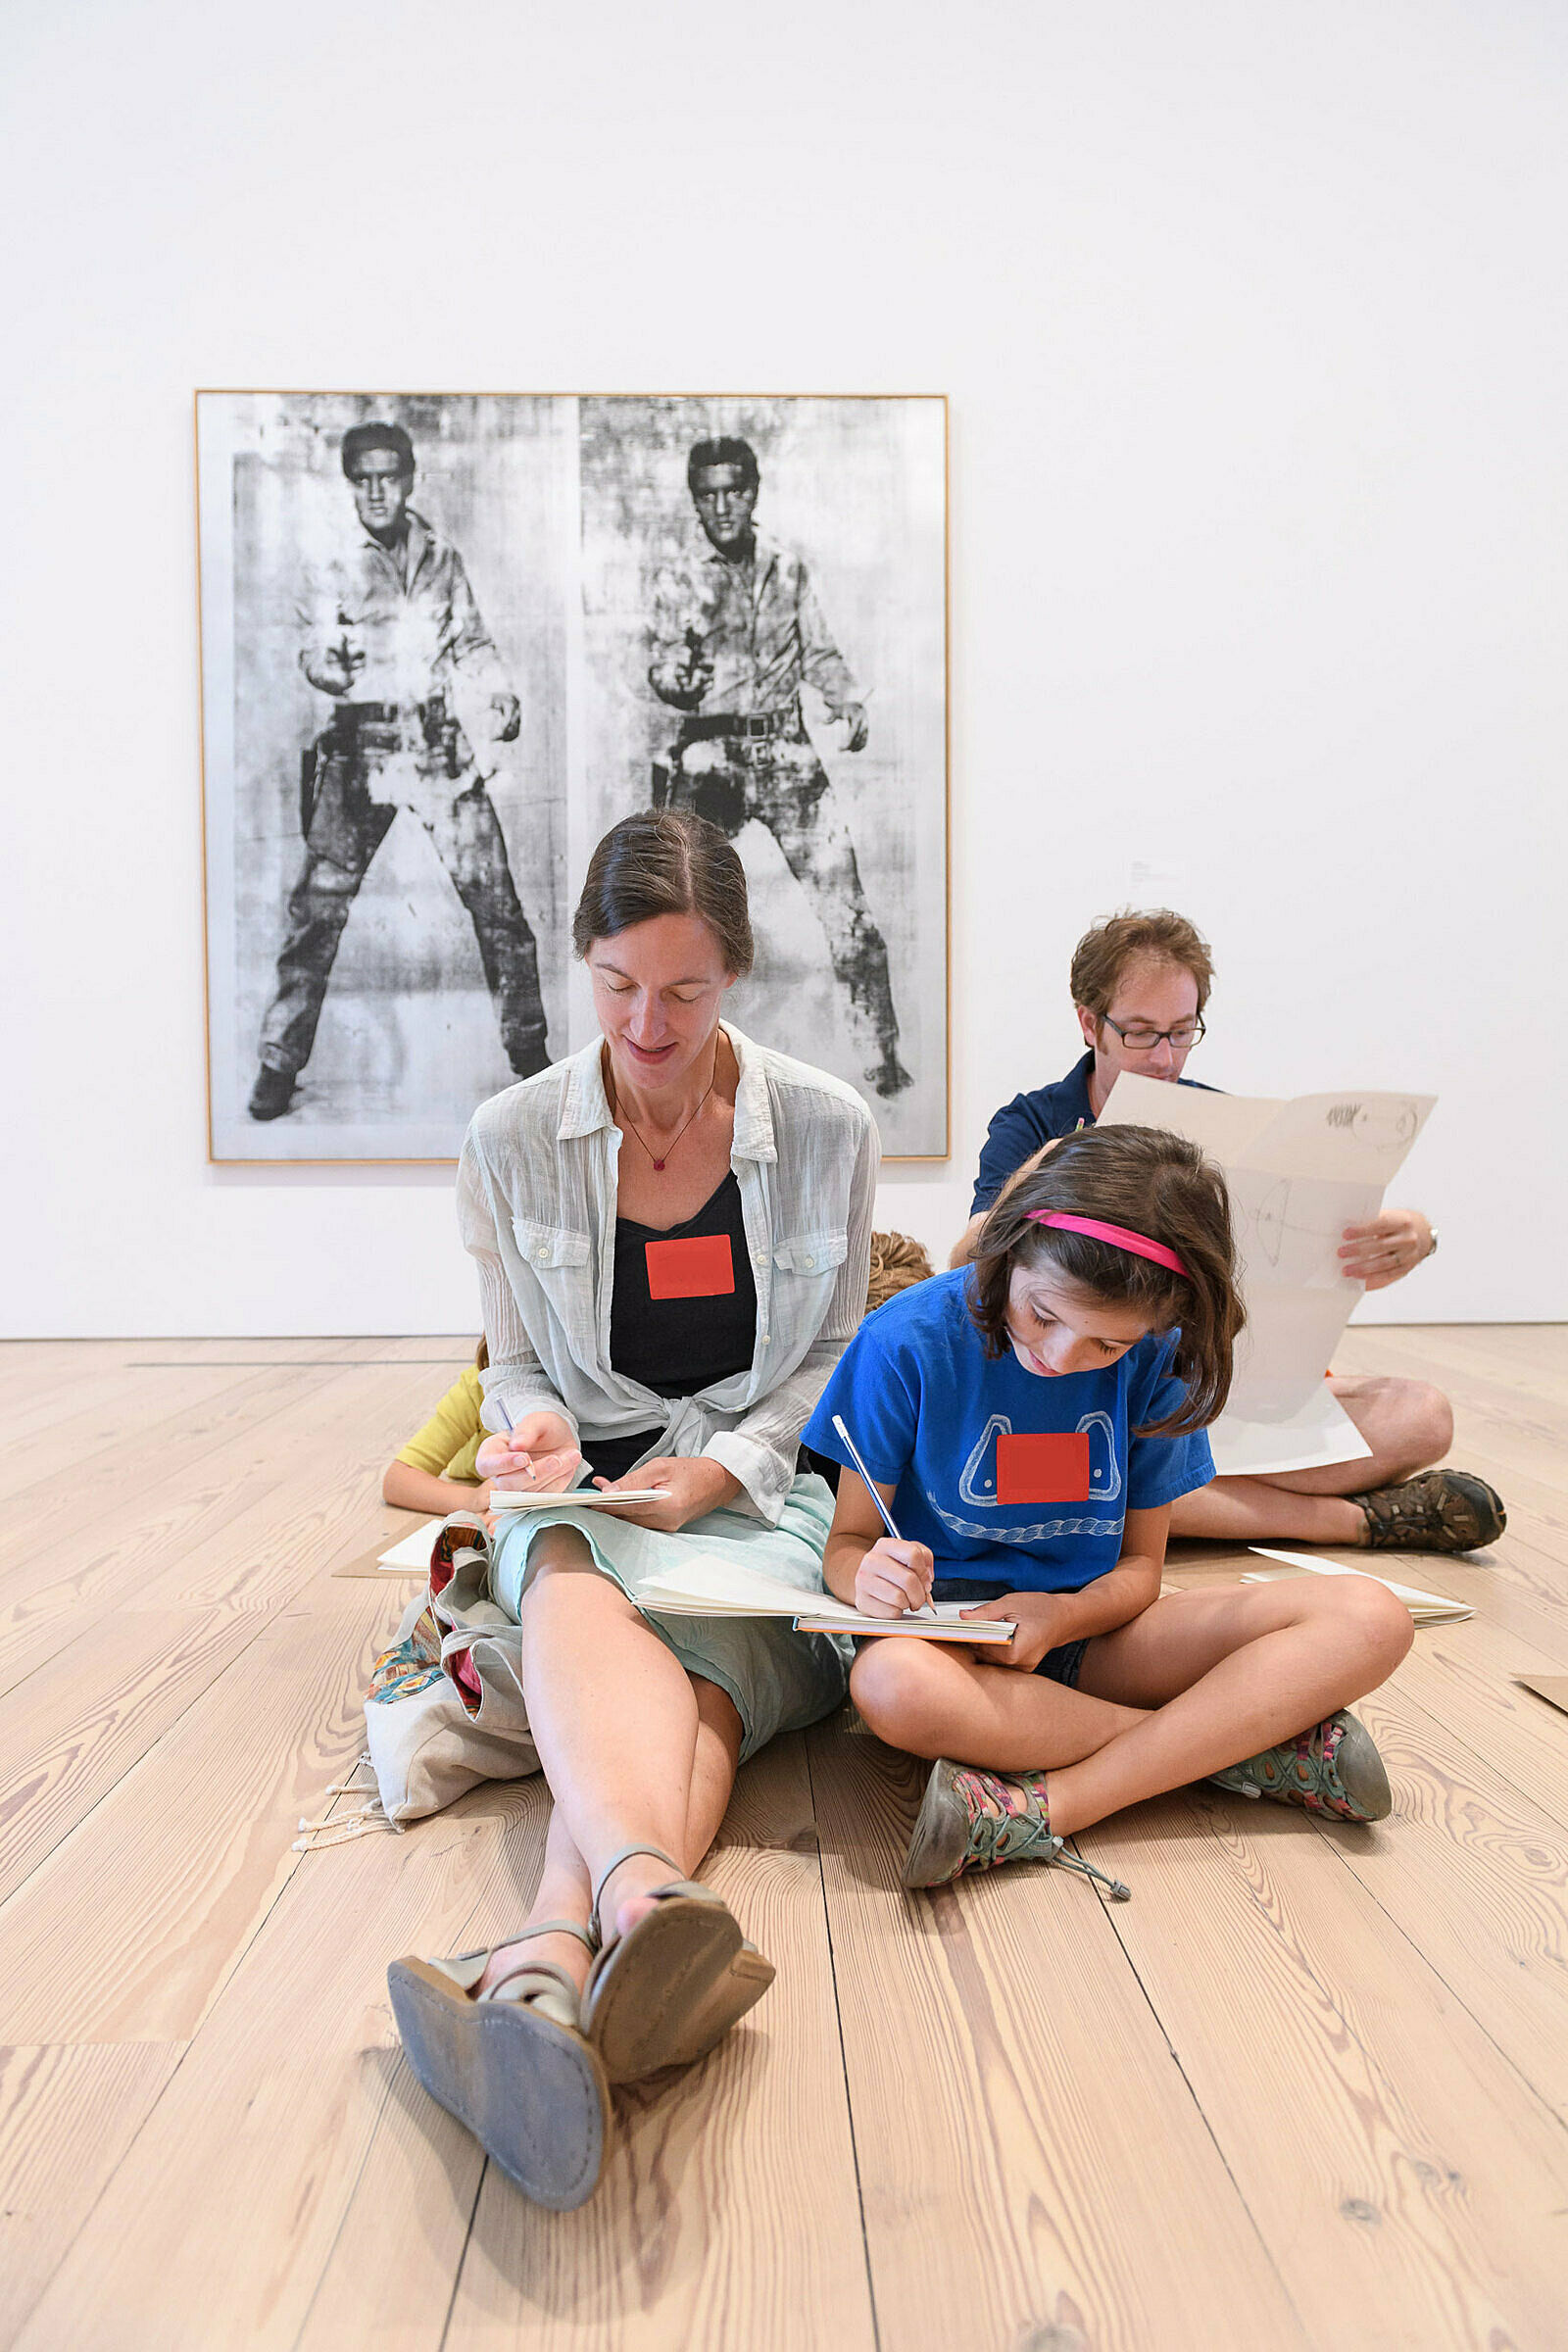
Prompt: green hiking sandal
<box><xmin>1208</xmin><ymin>1709</ymin><xmax>1392</xmax><ymax>1823</ymax></box>
<box><xmin>1351</xmin><ymin>1469</ymin><xmax>1504</xmax><ymax>1553</ymax></box>
<box><xmin>903</xmin><ymin>1759</ymin><xmax>1130</xmax><ymax>1897</ymax></box>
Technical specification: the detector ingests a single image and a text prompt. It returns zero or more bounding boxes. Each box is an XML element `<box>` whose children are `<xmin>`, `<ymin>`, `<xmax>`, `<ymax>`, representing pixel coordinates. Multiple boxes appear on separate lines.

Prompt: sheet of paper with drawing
<box><xmin>1097</xmin><ymin>1073</ymin><xmax>1436</xmax><ymax>1476</ymax></box>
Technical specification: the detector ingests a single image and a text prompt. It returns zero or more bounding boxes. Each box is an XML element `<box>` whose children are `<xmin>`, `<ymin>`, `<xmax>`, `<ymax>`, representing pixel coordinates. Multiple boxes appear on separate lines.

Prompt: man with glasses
<box><xmin>952</xmin><ymin>909</ymin><xmax>1503</xmax><ymax>1555</ymax></box>
<box><xmin>248</xmin><ymin>420</ymin><xmax>550</xmax><ymax>1121</ymax></box>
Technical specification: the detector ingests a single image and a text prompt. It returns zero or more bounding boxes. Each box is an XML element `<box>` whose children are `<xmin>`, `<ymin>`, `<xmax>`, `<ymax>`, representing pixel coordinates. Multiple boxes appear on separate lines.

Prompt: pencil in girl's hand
<box><xmin>830</xmin><ymin>1413</ymin><xmax>938</xmax><ymax>1619</ymax></box>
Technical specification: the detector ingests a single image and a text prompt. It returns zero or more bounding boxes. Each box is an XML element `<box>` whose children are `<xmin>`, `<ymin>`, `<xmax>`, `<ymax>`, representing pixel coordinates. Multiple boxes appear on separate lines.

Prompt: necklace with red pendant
<box><xmin>608</xmin><ymin>1041</ymin><xmax>720</xmax><ymax>1171</ymax></box>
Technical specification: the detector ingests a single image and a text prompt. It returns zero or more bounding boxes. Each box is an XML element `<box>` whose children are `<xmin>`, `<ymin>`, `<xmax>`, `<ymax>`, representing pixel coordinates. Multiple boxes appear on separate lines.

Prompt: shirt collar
<box><xmin>1061</xmin><ymin>1048</ymin><xmax>1099</xmax><ymax>1128</ymax></box>
<box><xmin>694</xmin><ymin>525</ymin><xmax>777</xmax><ymax>578</ymax></box>
<box><xmin>556</xmin><ymin>1021</ymin><xmax>775</xmax><ymax>1161</ymax></box>
<box><xmin>359</xmin><ymin>508</ymin><xmax>430</xmax><ymax>574</ymax></box>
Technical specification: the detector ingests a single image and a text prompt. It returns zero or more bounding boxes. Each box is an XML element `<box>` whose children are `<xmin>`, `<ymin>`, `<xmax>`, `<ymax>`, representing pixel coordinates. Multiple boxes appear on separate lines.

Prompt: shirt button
<box><xmin>804</xmin><ymin>1253</ymin><xmax>816</xmax><ymax>1268</ymax></box>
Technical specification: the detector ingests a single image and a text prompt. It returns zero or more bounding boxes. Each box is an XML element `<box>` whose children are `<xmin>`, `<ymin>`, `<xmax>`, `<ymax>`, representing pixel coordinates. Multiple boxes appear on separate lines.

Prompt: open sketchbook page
<box><xmin>637</xmin><ymin>1555</ymin><xmax>1014</xmax><ymax>1642</ymax></box>
<box><xmin>1241</xmin><ymin>1546</ymin><xmax>1471</xmax><ymax>1624</ymax></box>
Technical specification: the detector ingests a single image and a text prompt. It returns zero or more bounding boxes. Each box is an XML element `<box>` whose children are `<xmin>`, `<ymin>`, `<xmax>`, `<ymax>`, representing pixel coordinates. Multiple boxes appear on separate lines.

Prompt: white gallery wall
<box><xmin>2</xmin><ymin>0</ymin><xmax>1564</xmax><ymax>1336</ymax></box>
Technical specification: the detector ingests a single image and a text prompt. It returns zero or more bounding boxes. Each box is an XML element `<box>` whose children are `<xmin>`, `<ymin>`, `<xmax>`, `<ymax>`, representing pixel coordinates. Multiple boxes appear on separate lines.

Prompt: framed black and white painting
<box><xmin>197</xmin><ymin>390</ymin><xmax>947</xmax><ymax>1162</ymax></box>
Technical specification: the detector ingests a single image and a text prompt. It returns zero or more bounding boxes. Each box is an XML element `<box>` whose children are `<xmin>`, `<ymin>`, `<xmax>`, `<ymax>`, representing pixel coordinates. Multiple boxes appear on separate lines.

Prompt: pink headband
<box><xmin>1026</xmin><ymin>1210</ymin><xmax>1192</xmax><ymax>1281</ymax></box>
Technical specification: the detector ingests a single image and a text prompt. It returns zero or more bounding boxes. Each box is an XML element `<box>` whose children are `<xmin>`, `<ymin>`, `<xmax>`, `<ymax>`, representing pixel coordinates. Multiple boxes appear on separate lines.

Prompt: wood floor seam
<box><xmin>804</xmin><ymin>1729</ymin><xmax>886</xmax><ymax>2352</ymax></box>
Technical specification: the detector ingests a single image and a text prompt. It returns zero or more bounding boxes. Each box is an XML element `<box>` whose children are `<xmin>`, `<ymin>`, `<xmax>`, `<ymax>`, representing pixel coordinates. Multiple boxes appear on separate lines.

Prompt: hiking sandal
<box><xmin>903</xmin><ymin>1760</ymin><xmax>1130</xmax><ymax>1897</ymax></box>
<box><xmin>1207</xmin><ymin>1709</ymin><xmax>1393</xmax><ymax>1822</ymax></box>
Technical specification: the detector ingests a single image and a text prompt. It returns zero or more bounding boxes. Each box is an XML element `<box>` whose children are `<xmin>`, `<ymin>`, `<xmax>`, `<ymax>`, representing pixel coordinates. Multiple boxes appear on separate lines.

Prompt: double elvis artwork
<box><xmin>197</xmin><ymin>391</ymin><xmax>948</xmax><ymax>1162</ymax></box>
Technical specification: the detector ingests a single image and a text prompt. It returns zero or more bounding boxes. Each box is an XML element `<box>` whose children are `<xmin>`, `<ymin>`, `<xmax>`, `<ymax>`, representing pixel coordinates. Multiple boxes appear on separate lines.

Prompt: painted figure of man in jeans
<box><xmin>648</xmin><ymin>436</ymin><xmax>911</xmax><ymax>1099</ymax></box>
<box><xmin>249</xmin><ymin>421</ymin><xmax>550</xmax><ymax>1121</ymax></box>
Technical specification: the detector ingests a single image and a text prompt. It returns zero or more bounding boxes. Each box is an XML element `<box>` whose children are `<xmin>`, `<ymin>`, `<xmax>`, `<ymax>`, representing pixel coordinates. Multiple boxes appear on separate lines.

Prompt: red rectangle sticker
<box><xmin>645</xmin><ymin>1233</ymin><xmax>736</xmax><ymax>1300</ymax></box>
<box><xmin>995</xmin><ymin>1432</ymin><xmax>1092</xmax><ymax>1505</ymax></box>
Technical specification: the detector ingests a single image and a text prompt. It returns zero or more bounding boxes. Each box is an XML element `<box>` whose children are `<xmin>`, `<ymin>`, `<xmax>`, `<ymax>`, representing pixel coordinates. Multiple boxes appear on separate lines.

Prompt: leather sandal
<box><xmin>388</xmin><ymin>1919</ymin><xmax>609</xmax><ymax>2209</ymax></box>
<box><xmin>580</xmin><ymin>1842</ymin><xmax>776</xmax><ymax>2083</ymax></box>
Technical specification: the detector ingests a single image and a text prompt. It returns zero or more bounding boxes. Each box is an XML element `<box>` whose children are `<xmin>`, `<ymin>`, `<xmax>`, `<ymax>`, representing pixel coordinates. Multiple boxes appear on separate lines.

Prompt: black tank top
<box><xmin>584</xmin><ymin>1171</ymin><xmax>759</xmax><ymax>1486</ymax></box>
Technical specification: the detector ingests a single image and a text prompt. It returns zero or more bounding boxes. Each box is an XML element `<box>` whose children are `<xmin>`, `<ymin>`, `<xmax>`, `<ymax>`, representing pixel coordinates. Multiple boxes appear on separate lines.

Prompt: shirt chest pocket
<box><xmin>769</xmin><ymin>1229</ymin><xmax>851</xmax><ymax>1331</ymax></box>
<box><xmin>512</xmin><ymin>1219</ymin><xmax>593</xmax><ymax>1323</ymax></box>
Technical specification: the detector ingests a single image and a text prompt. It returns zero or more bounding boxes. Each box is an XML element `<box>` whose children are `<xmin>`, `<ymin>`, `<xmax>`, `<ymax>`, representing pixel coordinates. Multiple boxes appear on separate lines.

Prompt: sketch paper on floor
<box><xmin>1098</xmin><ymin>1073</ymin><xmax>1435</xmax><ymax>1457</ymax></box>
<box><xmin>199</xmin><ymin>391</ymin><xmax>948</xmax><ymax>1161</ymax></box>
<box><xmin>377</xmin><ymin>1519</ymin><xmax>443</xmax><ymax>1570</ymax></box>
<box><xmin>1243</xmin><ymin>1548</ymin><xmax>1471</xmax><ymax>1626</ymax></box>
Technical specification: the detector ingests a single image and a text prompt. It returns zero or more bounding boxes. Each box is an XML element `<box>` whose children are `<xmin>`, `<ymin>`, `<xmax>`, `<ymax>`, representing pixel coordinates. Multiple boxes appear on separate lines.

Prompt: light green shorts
<box><xmin>490</xmin><ymin>1472</ymin><xmax>852</xmax><ymax>1762</ymax></box>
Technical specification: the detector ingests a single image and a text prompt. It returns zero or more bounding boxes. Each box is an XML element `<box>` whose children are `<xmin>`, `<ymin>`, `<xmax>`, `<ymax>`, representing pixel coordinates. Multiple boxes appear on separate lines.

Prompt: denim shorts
<box><xmin>935</xmin><ymin>1579</ymin><xmax>1089</xmax><ymax>1688</ymax></box>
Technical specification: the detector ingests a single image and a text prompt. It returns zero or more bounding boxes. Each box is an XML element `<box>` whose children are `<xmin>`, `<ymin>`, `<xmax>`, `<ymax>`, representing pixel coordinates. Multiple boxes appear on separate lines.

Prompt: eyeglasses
<box><xmin>1102</xmin><ymin>1014</ymin><xmax>1206</xmax><ymax>1054</ymax></box>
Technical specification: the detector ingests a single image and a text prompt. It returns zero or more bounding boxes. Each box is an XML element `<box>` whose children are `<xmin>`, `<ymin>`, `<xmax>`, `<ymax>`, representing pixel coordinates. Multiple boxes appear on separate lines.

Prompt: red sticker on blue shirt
<box><xmin>645</xmin><ymin>1233</ymin><xmax>736</xmax><ymax>1300</ymax></box>
<box><xmin>995</xmin><ymin>1432</ymin><xmax>1092</xmax><ymax>1504</ymax></box>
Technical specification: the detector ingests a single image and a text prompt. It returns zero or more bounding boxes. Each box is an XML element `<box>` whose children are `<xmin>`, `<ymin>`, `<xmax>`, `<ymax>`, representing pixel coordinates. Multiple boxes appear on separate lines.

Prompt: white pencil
<box><xmin>830</xmin><ymin>1414</ymin><xmax>938</xmax><ymax>1620</ymax></box>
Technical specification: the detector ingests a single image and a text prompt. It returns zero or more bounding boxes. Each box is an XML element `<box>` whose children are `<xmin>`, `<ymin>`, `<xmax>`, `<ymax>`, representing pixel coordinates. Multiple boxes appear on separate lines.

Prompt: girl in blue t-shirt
<box><xmin>804</xmin><ymin>1126</ymin><xmax>1414</xmax><ymax>1894</ymax></box>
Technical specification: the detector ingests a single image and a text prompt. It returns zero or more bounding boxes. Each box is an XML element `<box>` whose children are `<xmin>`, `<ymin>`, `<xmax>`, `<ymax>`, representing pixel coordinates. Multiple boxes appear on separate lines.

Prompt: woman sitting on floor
<box><xmin>388</xmin><ymin>808</ymin><xmax>877</xmax><ymax>2210</ymax></box>
<box><xmin>379</xmin><ymin>1238</ymin><xmax>935</xmax><ymax>1521</ymax></box>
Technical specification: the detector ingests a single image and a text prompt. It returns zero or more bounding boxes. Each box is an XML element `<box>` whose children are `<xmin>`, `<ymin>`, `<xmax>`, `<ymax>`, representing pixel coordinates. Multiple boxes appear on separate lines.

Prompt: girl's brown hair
<box><xmin>571</xmin><ymin>808</ymin><xmax>755</xmax><ymax>975</ymax></box>
<box><xmin>968</xmin><ymin>1125</ymin><xmax>1243</xmax><ymax>1435</ymax></box>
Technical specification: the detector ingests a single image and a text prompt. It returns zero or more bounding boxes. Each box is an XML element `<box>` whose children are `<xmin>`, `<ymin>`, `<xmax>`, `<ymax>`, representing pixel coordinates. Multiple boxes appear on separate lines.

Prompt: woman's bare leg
<box><xmin>1167</xmin><ymin>1374</ymin><xmax>1453</xmax><ymax>1544</ymax></box>
<box><xmin>477</xmin><ymin>1675</ymin><xmax>743</xmax><ymax>1995</ymax></box>
<box><xmin>514</xmin><ymin>1531</ymin><xmax>749</xmax><ymax>1946</ymax></box>
<box><xmin>852</xmin><ymin>1578</ymin><xmax>1412</xmax><ymax>1838</ymax></box>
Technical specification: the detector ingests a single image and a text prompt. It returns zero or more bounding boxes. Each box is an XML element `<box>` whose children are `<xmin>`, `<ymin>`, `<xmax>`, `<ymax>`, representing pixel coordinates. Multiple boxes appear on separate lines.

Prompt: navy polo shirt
<box><xmin>970</xmin><ymin>1050</ymin><xmax>1215</xmax><ymax>1216</ymax></box>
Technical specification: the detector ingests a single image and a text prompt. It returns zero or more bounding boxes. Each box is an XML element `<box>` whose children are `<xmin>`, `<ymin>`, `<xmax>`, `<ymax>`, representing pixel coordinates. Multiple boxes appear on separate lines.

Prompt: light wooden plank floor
<box><xmin>2</xmin><ymin>1326</ymin><xmax>1566</xmax><ymax>2352</ymax></box>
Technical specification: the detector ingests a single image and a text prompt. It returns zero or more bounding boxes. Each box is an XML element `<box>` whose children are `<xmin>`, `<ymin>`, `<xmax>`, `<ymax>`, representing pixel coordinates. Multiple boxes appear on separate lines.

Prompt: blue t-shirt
<box><xmin>971</xmin><ymin>1050</ymin><xmax>1215</xmax><ymax>1215</ymax></box>
<box><xmin>804</xmin><ymin>1269</ymin><xmax>1214</xmax><ymax>1593</ymax></box>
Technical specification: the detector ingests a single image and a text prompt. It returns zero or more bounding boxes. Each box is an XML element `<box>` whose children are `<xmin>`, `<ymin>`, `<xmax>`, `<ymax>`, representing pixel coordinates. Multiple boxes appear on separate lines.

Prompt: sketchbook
<box><xmin>636</xmin><ymin>1555</ymin><xmax>1016</xmax><ymax>1642</ymax></box>
<box><xmin>1241</xmin><ymin>1546</ymin><xmax>1471</xmax><ymax>1625</ymax></box>
<box><xmin>488</xmin><ymin>1487</ymin><xmax>667</xmax><ymax>1511</ymax></box>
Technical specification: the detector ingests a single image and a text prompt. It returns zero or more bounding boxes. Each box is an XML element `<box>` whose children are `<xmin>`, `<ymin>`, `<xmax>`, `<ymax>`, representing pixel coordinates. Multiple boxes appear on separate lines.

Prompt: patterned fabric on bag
<box><xmin>368</xmin><ymin>1518</ymin><xmax>474</xmax><ymax>1706</ymax></box>
<box><xmin>362</xmin><ymin>1511</ymin><xmax>543</xmax><ymax>1823</ymax></box>
<box><xmin>367</xmin><ymin>1609</ymin><xmax>445</xmax><ymax>1704</ymax></box>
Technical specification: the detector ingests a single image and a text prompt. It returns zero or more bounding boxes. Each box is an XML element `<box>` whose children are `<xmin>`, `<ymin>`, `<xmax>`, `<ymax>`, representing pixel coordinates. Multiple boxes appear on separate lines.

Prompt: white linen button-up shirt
<box><xmin>457</xmin><ymin>1022</ymin><xmax>879</xmax><ymax>1523</ymax></box>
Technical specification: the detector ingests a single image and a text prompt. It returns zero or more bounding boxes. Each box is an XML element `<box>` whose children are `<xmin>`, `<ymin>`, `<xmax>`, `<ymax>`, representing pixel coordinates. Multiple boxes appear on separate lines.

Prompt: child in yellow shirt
<box><xmin>382</xmin><ymin>1344</ymin><xmax>492</xmax><ymax>1517</ymax></box>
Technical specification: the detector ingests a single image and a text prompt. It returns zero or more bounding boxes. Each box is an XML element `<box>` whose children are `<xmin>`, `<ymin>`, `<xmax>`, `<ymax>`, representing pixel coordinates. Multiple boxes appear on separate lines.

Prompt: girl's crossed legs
<box><xmin>850</xmin><ymin>1574</ymin><xmax>1414</xmax><ymax>1838</ymax></box>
